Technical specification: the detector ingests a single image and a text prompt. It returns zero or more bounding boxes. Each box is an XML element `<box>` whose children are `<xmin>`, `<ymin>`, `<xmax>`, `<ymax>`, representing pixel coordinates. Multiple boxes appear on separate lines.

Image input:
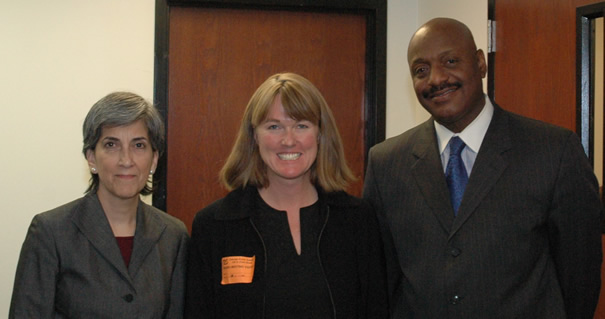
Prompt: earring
<box><xmin>91</xmin><ymin>167</ymin><xmax>97</xmax><ymax>173</ymax></box>
<box><xmin>150</xmin><ymin>170</ymin><xmax>154</xmax><ymax>175</ymax></box>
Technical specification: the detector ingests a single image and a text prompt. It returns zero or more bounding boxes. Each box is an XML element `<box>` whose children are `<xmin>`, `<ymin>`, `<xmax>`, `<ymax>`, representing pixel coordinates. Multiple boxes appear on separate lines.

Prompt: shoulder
<box><xmin>369</xmin><ymin>119</ymin><xmax>434</xmax><ymax>159</ymax></box>
<box><xmin>496</xmin><ymin>107</ymin><xmax>578</xmax><ymax>151</ymax></box>
<box><xmin>19</xmin><ymin>197</ymin><xmax>92</xmax><ymax>251</ymax></box>
<box><xmin>504</xmin><ymin>109</ymin><xmax>572</xmax><ymax>136</ymax></box>
<box><xmin>193</xmin><ymin>187</ymin><xmax>252</xmax><ymax>225</ymax></box>
<box><xmin>193</xmin><ymin>198</ymin><xmax>223</xmax><ymax>225</ymax></box>
<box><xmin>32</xmin><ymin>197</ymin><xmax>88</xmax><ymax>228</ymax></box>
<box><xmin>141</xmin><ymin>202</ymin><xmax>188</xmax><ymax>237</ymax></box>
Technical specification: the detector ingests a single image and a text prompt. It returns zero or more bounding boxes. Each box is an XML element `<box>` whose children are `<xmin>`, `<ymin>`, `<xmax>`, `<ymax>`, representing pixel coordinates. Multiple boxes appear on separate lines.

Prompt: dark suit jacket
<box><xmin>363</xmin><ymin>104</ymin><xmax>603</xmax><ymax>318</ymax></box>
<box><xmin>9</xmin><ymin>193</ymin><xmax>189</xmax><ymax>319</ymax></box>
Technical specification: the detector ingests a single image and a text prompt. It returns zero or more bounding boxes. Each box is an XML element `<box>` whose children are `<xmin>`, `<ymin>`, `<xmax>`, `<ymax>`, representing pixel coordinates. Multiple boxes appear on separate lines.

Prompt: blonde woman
<box><xmin>185</xmin><ymin>73</ymin><xmax>387</xmax><ymax>319</ymax></box>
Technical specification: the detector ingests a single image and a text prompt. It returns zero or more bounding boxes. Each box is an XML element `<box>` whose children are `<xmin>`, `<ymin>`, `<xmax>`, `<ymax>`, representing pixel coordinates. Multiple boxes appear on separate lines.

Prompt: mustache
<box><xmin>422</xmin><ymin>82</ymin><xmax>462</xmax><ymax>98</ymax></box>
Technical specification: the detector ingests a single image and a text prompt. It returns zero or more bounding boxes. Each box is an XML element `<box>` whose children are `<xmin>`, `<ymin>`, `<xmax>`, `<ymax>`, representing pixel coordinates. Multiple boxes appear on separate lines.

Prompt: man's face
<box><xmin>408</xmin><ymin>24</ymin><xmax>487</xmax><ymax>132</ymax></box>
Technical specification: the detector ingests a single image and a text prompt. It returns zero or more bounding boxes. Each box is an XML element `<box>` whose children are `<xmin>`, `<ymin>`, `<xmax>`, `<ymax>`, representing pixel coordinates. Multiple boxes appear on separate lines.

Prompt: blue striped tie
<box><xmin>445</xmin><ymin>136</ymin><xmax>468</xmax><ymax>215</ymax></box>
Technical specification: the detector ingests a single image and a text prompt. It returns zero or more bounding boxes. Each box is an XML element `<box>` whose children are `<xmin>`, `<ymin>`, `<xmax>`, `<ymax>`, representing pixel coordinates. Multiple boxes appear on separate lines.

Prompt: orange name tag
<box><xmin>221</xmin><ymin>256</ymin><xmax>255</xmax><ymax>285</ymax></box>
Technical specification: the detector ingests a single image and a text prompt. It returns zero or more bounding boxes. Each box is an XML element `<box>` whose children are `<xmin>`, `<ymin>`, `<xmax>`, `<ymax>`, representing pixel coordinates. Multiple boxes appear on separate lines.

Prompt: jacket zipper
<box><xmin>249</xmin><ymin>218</ymin><xmax>267</xmax><ymax>319</ymax></box>
<box><xmin>249</xmin><ymin>204</ymin><xmax>336</xmax><ymax>319</ymax></box>
<box><xmin>317</xmin><ymin>206</ymin><xmax>337</xmax><ymax>319</ymax></box>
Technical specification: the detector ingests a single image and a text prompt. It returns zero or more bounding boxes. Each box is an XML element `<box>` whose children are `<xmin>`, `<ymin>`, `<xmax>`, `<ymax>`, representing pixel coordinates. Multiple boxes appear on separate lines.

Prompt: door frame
<box><xmin>577</xmin><ymin>2</ymin><xmax>605</xmax><ymax>161</ymax></box>
<box><xmin>487</xmin><ymin>0</ymin><xmax>495</xmax><ymax>99</ymax></box>
<box><xmin>152</xmin><ymin>0</ymin><xmax>386</xmax><ymax>210</ymax></box>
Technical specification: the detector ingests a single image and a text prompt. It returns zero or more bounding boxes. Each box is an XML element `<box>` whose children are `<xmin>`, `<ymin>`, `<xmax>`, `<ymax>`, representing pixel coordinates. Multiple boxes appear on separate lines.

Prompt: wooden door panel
<box><xmin>493</xmin><ymin>0</ymin><xmax>602</xmax><ymax>130</ymax></box>
<box><xmin>167</xmin><ymin>7</ymin><xmax>367</xmax><ymax>230</ymax></box>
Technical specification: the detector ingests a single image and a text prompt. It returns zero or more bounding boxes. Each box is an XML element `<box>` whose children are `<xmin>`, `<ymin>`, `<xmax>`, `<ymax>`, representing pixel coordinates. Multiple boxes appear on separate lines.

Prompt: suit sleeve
<box><xmin>357</xmin><ymin>201</ymin><xmax>389</xmax><ymax>319</ymax></box>
<box><xmin>9</xmin><ymin>215</ymin><xmax>59</xmax><ymax>318</ymax></box>
<box><xmin>362</xmin><ymin>148</ymin><xmax>404</xmax><ymax>317</ymax></box>
<box><xmin>184</xmin><ymin>211</ymin><xmax>216</xmax><ymax>319</ymax></box>
<box><xmin>166</xmin><ymin>224</ymin><xmax>189</xmax><ymax>319</ymax></box>
<box><xmin>548</xmin><ymin>132</ymin><xmax>603</xmax><ymax>319</ymax></box>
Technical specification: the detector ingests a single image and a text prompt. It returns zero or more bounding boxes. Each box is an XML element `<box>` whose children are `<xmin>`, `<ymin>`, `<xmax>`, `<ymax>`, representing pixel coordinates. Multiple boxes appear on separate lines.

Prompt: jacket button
<box><xmin>450</xmin><ymin>248</ymin><xmax>461</xmax><ymax>257</ymax></box>
<box><xmin>122</xmin><ymin>294</ymin><xmax>134</xmax><ymax>302</ymax></box>
<box><xmin>450</xmin><ymin>295</ymin><xmax>461</xmax><ymax>305</ymax></box>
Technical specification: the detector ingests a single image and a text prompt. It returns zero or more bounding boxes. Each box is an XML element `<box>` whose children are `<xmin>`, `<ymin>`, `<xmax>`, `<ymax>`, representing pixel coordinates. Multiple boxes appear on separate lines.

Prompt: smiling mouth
<box><xmin>116</xmin><ymin>175</ymin><xmax>136</xmax><ymax>179</ymax></box>
<box><xmin>430</xmin><ymin>87</ymin><xmax>457</xmax><ymax>99</ymax></box>
<box><xmin>278</xmin><ymin>153</ymin><xmax>301</xmax><ymax>160</ymax></box>
<box><xmin>425</xmin><ymin>83</ymin><xmax>461</xmax><ymax>100</ymax></box>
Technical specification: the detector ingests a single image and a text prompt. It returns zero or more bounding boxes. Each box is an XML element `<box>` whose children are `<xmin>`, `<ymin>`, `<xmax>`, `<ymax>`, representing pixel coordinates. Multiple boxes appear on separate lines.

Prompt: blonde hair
<box><xmin>220</xmin><ymin>73</ymin><xmax>355</xmax><ymax>192</ymax></box>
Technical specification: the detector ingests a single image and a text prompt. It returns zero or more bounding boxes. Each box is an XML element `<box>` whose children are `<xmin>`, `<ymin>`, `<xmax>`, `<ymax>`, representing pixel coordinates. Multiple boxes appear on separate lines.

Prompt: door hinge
<box><xmin>488</xmin><ymin>19</ymin><xmax>497</xmax><ymax>53</ymax></box>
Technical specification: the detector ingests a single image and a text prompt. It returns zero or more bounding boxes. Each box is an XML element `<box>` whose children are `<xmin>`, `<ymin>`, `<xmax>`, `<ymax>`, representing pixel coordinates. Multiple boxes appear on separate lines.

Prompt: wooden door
<box><xmin>490</xmin><ymin>1</ymin><xmax>604</xmax><ymax>317</ymax></box>
<box><xmin>153</xmin><ymin>1</ymin><xmax>386</xmax><ymax>232</ymax></box>
<box><xmin>490</xmin><ymin>0</ymin><xmax>602</xmax><ymax>130</ymax></box>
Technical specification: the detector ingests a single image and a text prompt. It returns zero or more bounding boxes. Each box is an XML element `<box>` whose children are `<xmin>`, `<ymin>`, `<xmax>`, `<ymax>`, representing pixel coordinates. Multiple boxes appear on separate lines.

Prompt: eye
<box><xmin>297</xmin><ymin>120</ymin><xmax>316</xmax><ymax>129</ymax></box>
<box><xmin>267</xmin><ymin>124</ymin><xmax>280</xmax><ymax>130</ymax></box>
<box><xmin>134</xmin><ymin>142</ymin><xmax>146</xmax><ymax>149</ymax></box>
<box><xmin>445</xmin><ymin>58</ymin><xmax>458</xmax><ymax>65</ymax></box>
<box><xmin>413</xmin><ymin>66</ymin><xmax>428</xmax><ymax>78</ymax></box>
<box><xmin>104</xmin><ymin>141</ymin><xmax>115</xmax><ymax>148</ymax></box>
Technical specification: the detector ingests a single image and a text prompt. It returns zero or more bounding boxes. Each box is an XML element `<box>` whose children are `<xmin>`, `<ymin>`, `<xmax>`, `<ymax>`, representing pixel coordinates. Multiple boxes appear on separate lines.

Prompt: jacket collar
<box><xmin>214</xmin><ymin>186</ymin><xmax>361</xmax><ymax>221</ymax></box>
<box><xmin>410</xmin><ymin>102</ymin><xmax>512</xmax><ymax>235</ymax></box>
<box><xmin>70</xmin><ymin>193</ymin><xmax>167</xmax><ymax>288</ymax></box>
<box><xmin>449</xmin><ymin>103</ymin><xmax>511</xmax><ymax>236</ymax></box>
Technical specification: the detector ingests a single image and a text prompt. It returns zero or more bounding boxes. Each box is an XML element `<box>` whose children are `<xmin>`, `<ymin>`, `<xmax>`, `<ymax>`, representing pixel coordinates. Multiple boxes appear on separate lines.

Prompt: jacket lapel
<box><xmin>129</xmin><ymin>201</ymin><xmax>166</xmax><ymax>278</ymax></box>
<box><xmin>70</xmin><ymin>194</ymin><xmax>133</xmax><ymax>286</ymax></box>
<box><xmin>449</xmin><ymin>105</ymin><xmax>512</xmax><ymax>237</ymax></box>
<box><xmin>411</xmin><ymin>120</ymin><xmax>456</xmax><ymax>233</ymax></box>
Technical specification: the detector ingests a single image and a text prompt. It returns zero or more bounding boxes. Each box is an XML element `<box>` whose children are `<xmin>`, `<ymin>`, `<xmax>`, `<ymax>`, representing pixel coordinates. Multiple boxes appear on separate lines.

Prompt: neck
<box><xmin>96</xmin><ymin>191</ymin><xmax>138</xmax><ymax>237</ymax></box>
<box><xmin>443</xmin><ymin>94</ymin><xmax>486</xmax><ymax>133</ymax></box>
<box><xmin>258</xmin><ymin>179</ymin><xmax>318</xmax><ymax>211</ymax></box>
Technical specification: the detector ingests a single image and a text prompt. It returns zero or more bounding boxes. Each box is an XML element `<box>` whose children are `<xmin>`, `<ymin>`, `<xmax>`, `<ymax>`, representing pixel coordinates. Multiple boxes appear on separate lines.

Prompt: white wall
<box><xmin>0</xmin><ymin>0</ymin><xmax>486</xmax><ymax>315</ymax></box>
<box><xmin>0</xmin><ymin>0</ymin><xmax>155</xmax><ymax>315</ymax></box>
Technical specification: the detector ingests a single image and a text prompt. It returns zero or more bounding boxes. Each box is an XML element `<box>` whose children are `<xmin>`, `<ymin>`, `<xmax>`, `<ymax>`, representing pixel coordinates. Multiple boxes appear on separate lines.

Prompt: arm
<box><xmin>184</xmin><ymin>212</ymin><xmax>215</xmax><ymax>319</ymax></box>
<box><xmin>166</xmin><ymin>224</ymin><xmax>189</xmax><ymax>319</ymax></box>
<box><xmin>548</xmin><ymin>132</ymin><xmax>603</xmax><ymax>319</ymax></box>
<box><xmin>358</xmin><ymin>201</ymin><xmax>389</xmax><ymax>319</ymax></box>
<box><xmin>9</xmin><ymin>215</ymin><xmax>59</xmax><ymax>318</ymax></box>
<box><xmin>362</xmin><ymin>150</ymin><xmax>404</xmax><ymax>317</ymax></box>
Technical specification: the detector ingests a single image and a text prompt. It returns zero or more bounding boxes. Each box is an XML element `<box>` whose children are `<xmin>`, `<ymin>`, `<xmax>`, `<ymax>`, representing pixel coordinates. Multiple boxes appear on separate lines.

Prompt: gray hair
<box><xmin>82</xmin><ymin>91</ymin><xmax>165</xmax><ymax>195</ymax></box>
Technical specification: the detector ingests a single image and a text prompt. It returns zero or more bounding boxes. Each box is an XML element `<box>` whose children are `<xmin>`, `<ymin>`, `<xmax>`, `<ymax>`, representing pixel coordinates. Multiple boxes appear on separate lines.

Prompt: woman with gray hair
<box><xmin>10</xmin><ymin>92</ymin><xmax>189</xmax><ymax>318</ymax></box>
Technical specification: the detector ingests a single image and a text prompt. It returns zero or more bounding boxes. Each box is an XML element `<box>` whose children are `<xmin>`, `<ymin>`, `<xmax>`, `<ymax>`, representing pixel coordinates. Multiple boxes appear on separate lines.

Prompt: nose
<box><xmin>118</xmin><ymin>147</ymin><xmax>134</xmax><ymax>166</ymax></box>
<box><xmin>427</xmin><ymin>65</ymin><xmax>448</xmax><ymax>87</ymax></box>
<box><xmin>281</xmin><ymin>128</ymin><xmax>296</xmax><ymax>146</ymax></box>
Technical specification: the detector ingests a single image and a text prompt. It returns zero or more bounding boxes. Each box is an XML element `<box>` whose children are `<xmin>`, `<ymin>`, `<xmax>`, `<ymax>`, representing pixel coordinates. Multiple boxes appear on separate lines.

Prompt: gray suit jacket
<box><xmin>363</xmin><ymin>105</ymin><xmax>602</xmax><ymax>318</ymax></box>
<box><xmin>9</xmin><ymin>193</ymin><xmax>189</xmax><ymax>319</ymax></box>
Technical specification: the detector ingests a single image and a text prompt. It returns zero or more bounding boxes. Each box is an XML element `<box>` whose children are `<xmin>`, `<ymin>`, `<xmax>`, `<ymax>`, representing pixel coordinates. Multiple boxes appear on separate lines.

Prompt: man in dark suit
<box><xmin>363</xmin><ymin>17</ymin><xmax>603</xmax><ymax>318</ymax></box>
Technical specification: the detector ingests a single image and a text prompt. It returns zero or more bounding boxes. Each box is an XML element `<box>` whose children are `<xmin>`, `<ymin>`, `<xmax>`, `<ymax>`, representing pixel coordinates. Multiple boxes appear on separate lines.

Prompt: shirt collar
<box><xmin>435</xmin><ymin>95</ymin><xmax>494</xmax><ymax>154</ymax></box>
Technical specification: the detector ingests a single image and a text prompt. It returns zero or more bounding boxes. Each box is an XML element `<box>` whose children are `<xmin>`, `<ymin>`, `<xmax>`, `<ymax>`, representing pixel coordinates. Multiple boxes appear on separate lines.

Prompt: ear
<box><xmin>475</xmin><ymin>49</ymin><xmax>487</xmax><ymax>78</ymax></box>
<box><xmin>86</xmin><ymin>149</ymin><xmax>97</xmax><ymax>171</ymax></box>
<box><xmin>150</xmin><ymin>151</ymin><xmax>159</xmax><ymax>173</ymax></box>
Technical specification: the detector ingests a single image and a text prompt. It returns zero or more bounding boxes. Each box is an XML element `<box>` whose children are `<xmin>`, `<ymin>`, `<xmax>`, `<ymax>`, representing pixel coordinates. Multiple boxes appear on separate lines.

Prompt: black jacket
<box><xmin>185</xmin><ymin>187</ymin><xmax>388</xmax><ymax>319</ymax></box>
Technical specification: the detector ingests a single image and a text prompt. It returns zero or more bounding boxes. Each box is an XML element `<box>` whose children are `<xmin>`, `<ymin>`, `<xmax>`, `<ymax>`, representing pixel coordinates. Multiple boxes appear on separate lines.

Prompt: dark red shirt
<box><xmin>115</xmin><ymin>236</ymin><xmax>134</xmax><ymax>267</ymax></box>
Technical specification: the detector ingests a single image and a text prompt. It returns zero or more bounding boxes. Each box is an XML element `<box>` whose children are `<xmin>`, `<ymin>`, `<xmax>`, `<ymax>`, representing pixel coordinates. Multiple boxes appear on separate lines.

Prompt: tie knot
<box><xmin>449</xmin><ymin>136</ymin><xmax>466</xmax><ymax>156</ymax></box>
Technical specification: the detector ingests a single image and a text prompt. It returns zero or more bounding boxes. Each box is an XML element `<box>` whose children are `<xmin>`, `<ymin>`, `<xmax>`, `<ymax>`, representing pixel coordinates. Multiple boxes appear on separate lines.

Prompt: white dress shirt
<box><xmin>434</xmin><ymin>95</ymin><xmax>494</xmax><ymax>176</ymax></box>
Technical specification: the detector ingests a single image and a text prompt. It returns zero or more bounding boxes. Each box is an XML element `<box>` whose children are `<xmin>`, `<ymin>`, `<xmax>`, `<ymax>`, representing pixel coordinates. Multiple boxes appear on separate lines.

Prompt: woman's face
<box><xmin>255</xmin><ymin>96</ymin><xmax>319</xmax><ymax>187</ymax></box>
<box><xmin>86</xmin><ymin>119</ymin><xmax>158</xmax><ymax>203</ymax></box>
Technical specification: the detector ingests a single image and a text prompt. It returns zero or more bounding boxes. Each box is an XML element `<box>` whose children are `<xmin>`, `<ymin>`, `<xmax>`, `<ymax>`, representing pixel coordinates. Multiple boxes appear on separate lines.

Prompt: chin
<box><xmin>428</xmin><ymin>105</ymin><xmax>462</xmax><ymax>120</ymax></box>
<box><xmin>114</xmin><ymin>189</ymin><xmax>143</xmax><ymax>200</ymax></box>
